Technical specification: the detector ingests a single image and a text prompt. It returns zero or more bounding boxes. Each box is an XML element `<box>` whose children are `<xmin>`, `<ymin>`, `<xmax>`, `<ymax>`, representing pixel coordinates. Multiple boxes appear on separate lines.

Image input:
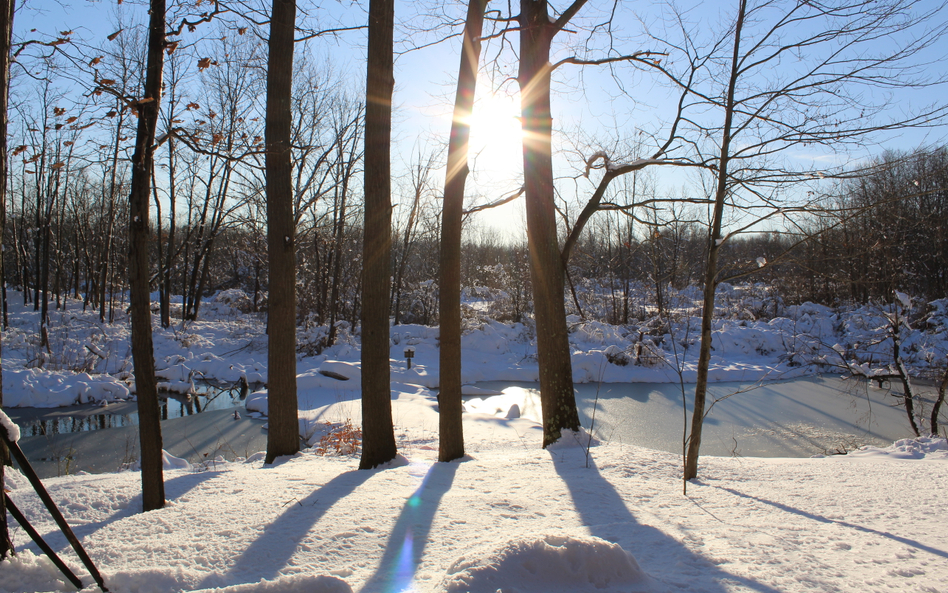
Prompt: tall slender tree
<box><xmin>128</xmin><ymin>0</ymin><xmax>167</xmax><ymax>512</ymax></box>
<box><xmin>0</xmin><ymin>0</ymin><xmax>13</xmax><ymax>556</ymax></box>
<box><xmin>264</xmin><ymin>0</ymin><xmax>300</xmax><ymax>464</ymax></box>
<box><xmin>359</xmin><ymin>0</ymin><xmax>398</xmax><ymax>469</ymax></box>
<box><xmin>439</xmin><ymin>0</ymin><xmax>489</xmax><ymax>463</ymax></box>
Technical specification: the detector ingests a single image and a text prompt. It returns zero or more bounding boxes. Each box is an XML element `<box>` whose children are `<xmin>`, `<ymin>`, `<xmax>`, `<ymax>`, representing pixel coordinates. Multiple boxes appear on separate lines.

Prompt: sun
<box><xmin>466</xmin><ymin>90</ymin><xmax>524</xmax><ymax>182</ymax></box>
<box><xmin>469</xmin><ymin>91</ymin><xmax>523</xmax><ymax>146</ymax></box>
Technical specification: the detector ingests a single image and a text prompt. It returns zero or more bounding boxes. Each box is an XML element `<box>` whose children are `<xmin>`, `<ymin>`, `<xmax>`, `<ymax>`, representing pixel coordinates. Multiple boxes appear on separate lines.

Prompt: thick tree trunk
<box><xmin>683</xmin><ymin>0</ymin><xmax>746</xmax><ymax>485</ymax></box>
<box><xmin>519</xmin><ymin>0</ymin><xmax>581</xmax><ymax>447</ymax></box>
<box><xmin>0</xmin><ymin>0</ymin><xmax>13</xmax><ymax>557</ymax></box>
<box><xmin>264</xmin><ymin>0</ymin><xmax>300</xmax><ymax>464</ymax></box>
<box><xmin>128</xmin><ymin>0</ymin><xmax>167</xmax><ymax>512</ymax></box>
<box><xmin>360</xmin><ymin>0</ymin><xmax>398</xmax><ymax>470</ymax></box>
<box><xmin>439</xmin><ymin>0</ymin><xmax>488</xmax><ymax>463</ymax></box>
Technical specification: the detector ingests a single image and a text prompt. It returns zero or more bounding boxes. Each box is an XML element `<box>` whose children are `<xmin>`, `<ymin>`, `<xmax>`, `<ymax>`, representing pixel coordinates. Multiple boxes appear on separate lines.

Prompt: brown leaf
<box><xmin>186</xmin><ymin>102</ymin><xmax>200</xmax><ymax>110</ymax></box>
<box><xmin>64</xmin><ymin>141</ymin><xmax>74</xmax><ymax>146</ymax></box>
<box><xmin>197</xmin><ymin>57</ymin><xmax>212</xmax><ymax>71</ymax></box>
<box><xmin>238</xmin><ymin>27</ymin><xmax>247</xmax><ymax>35</ymax></box>
<box><xmin>51</xmin><ymin>162</ymin><xmax>66</xmax><ymax>169</ymax></box>
<box><xmin>99</xmin><ymin>79</ymin><xmax>116</xmax><ymax>86</ymax></box>
<box><xmin>12</xmin><ymin>145</ymin><xmax>27</xmax><ymax>156</ymax></box>
<box><xmin>53</xmin><ymin>107</ymin><xmax>66</xmax><ymax>116</ymax></box>
<box><xmin>89</xmin><ymin>56</ymin><xmax>102</xmax><ymax>66</ymax></box>
<box><xmin>135</xmin><ymin>97</ymin><xmax>155</xmax><ymax>105</ymax></box>
<box><xmin>66</xmin><ymin>116</ymin><xmax>78</xmax><ymax>123</ymax></box>
<box><xmin>211</xmin><ymin>133</ymin><xmax>224</xmax><ymax>145</ymax></box>
<box><xmin>106</xmin><ymin>110</ymin><xmax>117</xmax><ymax>117</ymax></box>
<box><xmin>60</xmin><ymin>30</ymin><xmax>73</xmax><ymax>36</ymax></box>
<box><xmin>107</xmin><ymin>29</ymin><xmax>123</xmax><ymax>41</ymax></box>
<box><xmin>166</xmin><ymin>41</ymin><xmax>179</xmax><ymax>55</ymax></box>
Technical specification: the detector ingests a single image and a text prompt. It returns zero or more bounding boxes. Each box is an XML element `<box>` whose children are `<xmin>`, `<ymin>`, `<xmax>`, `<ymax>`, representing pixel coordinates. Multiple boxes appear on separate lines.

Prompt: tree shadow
<box><xmin>358</xmin><ymin>460</ymin><xmax>459</xmax><ymax>593</ymax></box>
<box><xmin>197</xmin><ymin>466</ymin><xmax>373</xmax><ymax>589</ymax></box>
<box><xmin>550</xmin><ymin>448</ymin><xmax>782</xmax><ymax>593</ymax></box>
<box><xmin>713</xmin><ymin>484</ymin><xmax>948</xmax><ymax>560</ymax></box>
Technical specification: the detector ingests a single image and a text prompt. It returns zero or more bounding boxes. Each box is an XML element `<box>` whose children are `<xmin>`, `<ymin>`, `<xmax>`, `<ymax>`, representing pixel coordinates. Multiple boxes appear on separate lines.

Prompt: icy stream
<box><xmin>473</xmin><ymin>375</ymin><xmax>937</xmax><ymax>457</ymax></box>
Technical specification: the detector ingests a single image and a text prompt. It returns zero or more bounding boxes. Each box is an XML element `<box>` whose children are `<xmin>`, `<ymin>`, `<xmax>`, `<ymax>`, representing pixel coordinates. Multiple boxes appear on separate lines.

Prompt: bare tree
<box><xmin>517</xmin><ymin>0</ymin><xmax>588</xmax><ymax>446</ymax></box>
<box><xmin>360</xmin><ymin>0</ymin><xmax>398</xmax><ymax>469</ymax></box>
<box><xmin>128</xmin><ymin>0</ymin><xmax>167</xmax><ymax>512</ymax></box>
<box><xmin>0</xmin><ymin>0</ymin><xmax>13</xmax><ymax>560</ymax></box>
<box><xmin>663</xmin><ymin>0</ymin><xmax>948</xmax><ymax>484</ymax></box>
<box><xmin>264</xmin><ymin>0</ymin><xmax>300</xmax><ymax>464</ymax></box>
<box><xmin>439</xmin><ymin>0</ymin><xmax>489</xmax><ymax>463</ymax></box>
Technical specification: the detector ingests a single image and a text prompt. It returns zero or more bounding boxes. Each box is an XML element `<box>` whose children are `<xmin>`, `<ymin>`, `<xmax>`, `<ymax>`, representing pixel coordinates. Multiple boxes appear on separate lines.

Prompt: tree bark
<box><xmin>519</xmin><ymin>0</ymin><xmax>582</xmax><ymax>447</ymax></box>
<box><xmin>264</xmin><ymin>0</ymin><xmax>301</xmax><ymax>464</ymax></box>
<box><xmin>359</xmin><ymin>0</ymin><xmax>398</xmax><ymax>469</ymax></box>
<box><xmin>0</xmin><ymin>0</ymin><xmax>12</xmax><ymax>550</ymax></box>
<box><xmin>439</xmin><ymin>0</ymin><xmax>488</xmax><ymax>463</ymax></box>
<box><xmin>128</xmin><ymin>0</ymin><xmax>167</xmax><ymax>511</ymax></box>
<box><xmin>932</xmin><ymin>357</ymin><xmax>947</xmax><ymax>436</ymax></box>
<box><xmin>683</xmin><ymin>0</ymin><xmax>746</xmax><ymax>484</ymax></box>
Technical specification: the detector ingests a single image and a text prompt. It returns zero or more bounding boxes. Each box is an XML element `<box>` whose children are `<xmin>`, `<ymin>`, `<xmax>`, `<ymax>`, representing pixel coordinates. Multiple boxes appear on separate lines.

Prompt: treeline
<box><xmin>4</xmin><ymin>144</ymin><xmax>947</xmax><ymax>335</ymax></box>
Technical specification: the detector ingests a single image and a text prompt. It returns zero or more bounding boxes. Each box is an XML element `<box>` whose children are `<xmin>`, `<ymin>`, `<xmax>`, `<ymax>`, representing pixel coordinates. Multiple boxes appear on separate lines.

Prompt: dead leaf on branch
<box><xmin>89</xmin><ymin>56</ymin><xmax>102</xmax><ymax>66</ymax></box>
<box><xmin>166</xmin><ymin>41</ymin><xmax>179</xmax><ymax>55</ymax></box>
<box><xmin>51</xmin><ymin>162</ymin><xmax>65</xmax><ymax>169</ymax></box>
<box><xmin>107</xmin><ymin>29</ymin><xmax>123</xmax><ymax>41</ymax></box>
<box><xmin>12</xmin><ymin>145</ymin><xmax>27</xmax><ymax>156</ymax></box>
<box><xmin>66</xmin><ymin>116</ymin><xmax>78</xmax><ymax>124</ymax></box>
<box><xmin>197</xmin><ymin>57</ymin><xmax>217</xmax><ymax>71</ymax></box>
<box><xmin>99</xmin><ymin>79</ymin><xmax>116</xmax><ymax>86</ymax></box>
<box><xmin>53</xmin><ymin>107</ymin><xmax>66</xmax><ymax>116</ymax></box>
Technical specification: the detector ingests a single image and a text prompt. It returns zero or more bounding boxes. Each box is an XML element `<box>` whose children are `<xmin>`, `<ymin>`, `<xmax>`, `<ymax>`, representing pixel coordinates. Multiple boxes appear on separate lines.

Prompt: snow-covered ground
<box><xmin>2</xmin><ymin>288</ymin><xmax>948</xmax><ymax>592</ymax></box>
<box><xmin>2</xmin><ymin>396</ymin><xmax>947</xmax><ymax>593</ymax></box>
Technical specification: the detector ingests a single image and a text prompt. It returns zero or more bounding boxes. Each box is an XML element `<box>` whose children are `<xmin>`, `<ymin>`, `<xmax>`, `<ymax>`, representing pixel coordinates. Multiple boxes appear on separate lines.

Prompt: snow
<box><xmin>0</xmin><ymin>408</ymin><xmax>19</xmax><ymax>443</ymax></box>
<box><xmin>2</xmin><ymin>418</ymin><xmax>946</xmax><ymax>592</ymax></box>
<box><xmin>2</xmin><ymin>288</ymin><xmax>948</xmax><ymax>591</ymax></box>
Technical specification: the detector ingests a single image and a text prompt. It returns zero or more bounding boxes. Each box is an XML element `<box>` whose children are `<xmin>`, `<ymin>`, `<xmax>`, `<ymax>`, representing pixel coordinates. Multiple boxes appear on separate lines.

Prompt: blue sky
<box><xmin>13</xmin><ymin>0</ymin><xmax>948</xmax><ymax>241</ymax></box>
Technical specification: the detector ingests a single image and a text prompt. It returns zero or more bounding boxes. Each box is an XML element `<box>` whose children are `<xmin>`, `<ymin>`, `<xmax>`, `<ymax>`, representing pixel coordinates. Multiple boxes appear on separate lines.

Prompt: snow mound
<box><xmin>125</xmin><ymin>450</ymin><xmax>193</xmax><ymax>472</ymax></box>
<box><xmin>0</xmin><ymin>550</ymin><xmax>76</xmax><ymax>593</ymax></box>
<box><xmin>3</xmin><ymin>368</ymin><xmax>130</xmax><ymax>408</ymax></box>
<box><xmin>464</xmin><ymin>387</ymin><xmax>542</xmax><ymax>423</ymax></box>
<box><xmin>442</xmin><ymin>535</ymin><xmax>651</xmax><ymax>593</ymax></box>
<box><xmin>846</xmin><ymin>436</ymin><xmax>948</xmax><ymax>460</ymax></box>
<box><xmin>546</xmin><ymin>428</ymin><xmax>600</xmax><ymax>450</ymax></box>
<box><xmin>187</xmin><ymin>575</ymin><xmax>353</xmax><ymax>593</ymax></box>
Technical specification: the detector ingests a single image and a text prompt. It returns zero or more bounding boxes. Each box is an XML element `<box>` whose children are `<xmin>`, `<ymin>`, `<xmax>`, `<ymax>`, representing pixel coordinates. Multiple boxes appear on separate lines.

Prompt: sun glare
<box><xmin>468</xmin><ymin>92</ymin><xmax>523</xmax><ymax>147</ymax></box>
<box><xmin>453</xmin><ymin>85</ymin><xmax>527</xmax><ymax>238</ymax></box>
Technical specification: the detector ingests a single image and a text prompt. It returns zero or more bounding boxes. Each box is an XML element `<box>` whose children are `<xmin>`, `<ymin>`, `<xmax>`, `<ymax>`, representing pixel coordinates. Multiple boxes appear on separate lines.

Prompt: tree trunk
<box><xmin>359</xmin><ymin>0</ymin><xmax>398</xmax><ymax>470</ymax></box>
<box><xmin>684</xmin><ymin>0</ymin><xmax>745</xmax><ymax>484</ymax></box>
<box><xmin>439</xmin><ymin>0</ymin><xmax>488</xmax><ymax>463</ymax></box>
<box><xmin>931</xmin><ymin>357</ymin><xmax>947</xmax><ymax>436</ymax></box>
<box><xmin>128</xmin><ymin>0</ymin><xmax>167</xmax><ymax>512</ymax></box>
<box><xmin>0</xmin><ymin>0</ymin><xmax>14</xmax><ymax>559</ymax></box>
<box><xmin>264</xmin><ymin>0</ymin><xmax>300</xmax><ymax>465</ymax></box>
<box><xmin>519</xmin><ymin>0</ymin><xmax>581</xmax><ymax>447</ymax></box>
